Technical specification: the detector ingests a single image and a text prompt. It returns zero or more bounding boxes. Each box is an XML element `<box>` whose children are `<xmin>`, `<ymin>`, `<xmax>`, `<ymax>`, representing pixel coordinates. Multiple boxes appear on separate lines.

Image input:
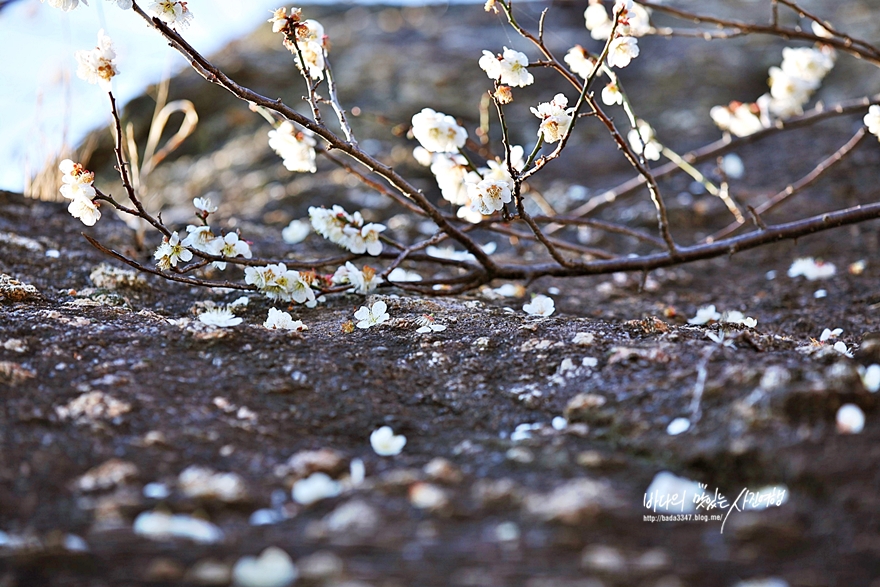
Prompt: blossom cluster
<box><xmin>58</xmin><ymin>160</ymin><xmax>101</xmax><ymax>226</ymax></box>
<box><xmin>269</xmin><ymin>8</ymin><xmax>327</xmax><ymax>80</ymax></box>
<box><xmin>585</xmin><ymin>0</ymin><xmax>651</xmax><ymax>41</ymax></box>
<box><xmin>147</xmin><ymin>1</ymin><xmax>193</xmax><ymax>28</ymax></box>
<box><xmin>173</xmin><ymin>199</ymin><xmax>253</xmax><ymax>270</ymax></box>
<box><xmin>263</xmin><ymin>307</ymin><xmax>308</xmax><ymax>331</ymax></box>
<box><xmin>74</xmin><ymin>29</ymin><xmax>118</xmax><ymax>92</ymax></box>
<box><xmin>711</xmin><ymin>44</ymin><xmax>836</xmax><ymax>136</ymax></box>
<box><xmin>245</xmin><ymin>263</ymin><xmax>317</xmax><ymax>306</ymax></box>
<box><xmin>268</xmin><ymin>121</ymin><xmax>317</xmax><ymax>173</ymax></box>
<box><xmin>627</xmin><ymin>119</ymin><xmax>662</xmax><ymax>161</ymax></box>
<box><xmin>531</xmin><ymin>94</ymin><xmax>576</xmax><ymax>144</ymax></box>
<box><xmin>413</xmin><ymin>142</ymin><xmax>523</xmax><ymax>223</ymax></box>
<box><xmin>478</xmin><ymin>47</ymin><xmax>534</xmax><ymax>88</ymax></box>
<box><xmin>411</xmin><ymin>108</ymin><xmax>468</xmax><ymax>154</ymax></box>
<box><xmin>309</xmin><ymin>205</ymin><xmax>386</xmax><ymax>256</ymax></box>
<box><xmin>585</xmin><ymin>0</ymin><xmax>648</xmax><ymax>69</ymax></box>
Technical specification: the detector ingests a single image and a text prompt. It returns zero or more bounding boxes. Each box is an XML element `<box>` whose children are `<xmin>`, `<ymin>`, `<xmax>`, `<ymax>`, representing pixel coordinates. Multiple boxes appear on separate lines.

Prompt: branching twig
<box><xmin>709</xmin><ymin>127</ymin><xmax>869</xmax><ymax>241</ymax></box>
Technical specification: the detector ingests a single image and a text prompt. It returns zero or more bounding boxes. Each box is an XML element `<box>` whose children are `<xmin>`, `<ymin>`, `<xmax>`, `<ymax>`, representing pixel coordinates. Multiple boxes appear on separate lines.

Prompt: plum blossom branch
<box><xmin>129</xmin><ymin>1</ymin><xmax>497</xmax><ymax>274</ymax></box>
<box><xmin>642</xmin><ymin>1</ymin><xmax>880</xmax><ymax>65</ymax></box>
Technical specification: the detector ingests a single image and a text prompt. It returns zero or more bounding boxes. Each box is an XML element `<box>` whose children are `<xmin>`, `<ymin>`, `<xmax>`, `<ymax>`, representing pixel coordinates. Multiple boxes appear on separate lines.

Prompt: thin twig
<box><xmin>709</xmin><ymin>127</ymin><xmax>868</xmax><ymax>241</ymax></box>
<box><xmin>563</xmin><ymin>95</ymin><xmax>880</xmax><ymax>222</ymax></box>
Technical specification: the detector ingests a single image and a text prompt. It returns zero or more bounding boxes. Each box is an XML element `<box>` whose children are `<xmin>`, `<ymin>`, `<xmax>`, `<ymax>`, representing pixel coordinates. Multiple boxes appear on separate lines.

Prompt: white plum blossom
<box><xmin>332</xmin><ymin>262</ymin><xmax>382</xmax><ymax>294</ymax></box>
<box><xmin>607</xmin><ymin>36</ymin><xmax>640</xmax><ymax>69</ymax></box>
<box><xmin>710</xmin><ymin>101</ymin><xmax>765</xmax><ymax>137</ymax></box>
<box><xmin>768</xmin><ymin>66</ymin><xmax>814</xmax><ymax>106</ymax></box>
<box><xmin>264</xmin><ymin>307</ymin><xmax>308</xmax><ymax>331</ymax></box>
<box><xmin>310</xmin><ymin>205</ymin><xmax>351</xmax><ymax>245</ymax></box>
<box><xmin>601</xmin><ymin>82</ymin><xmax>623</xmax><ymax>106</ymax></box>
<box><xmin>295</xmin><ymin>18</ymin><xmax>324</xmax><ymax>44</ymax></box>
<box><xmin>688</xmin><ymin>305</ymin><xmax>721</xmax><ymax>325</ymax></box>
<box><xmin>198</xmin><ymin>308</ymin><xmax>242</xmax><ymax>328</ymax></box>
<box><xmin>387</xmin><ymin>267</ymin><xmax>422</xmax><ymax>282</ymax></box>
<box><xmin>68</xmin><ymin>196</ymin><xmax>102</xmax><ymax>227</ymax></box>
<box><xmin>523</xmin><ymin>294</ymin><xmax>555</xmax><ymax>317</ymax></box>
<box><xmin>278</xmin><ymin>18</ymin><xmax>326</xmax><ymax>80</ymax></box>
<box><xmin>345</xmin><ymin>223</ymin><xmax>386</xmax><ymax>256</ymax></box>
<box><xmin>584</xmin><ymin>3</ymin><xmax>613</xmax><ymax>40</ymax></box>
<box><xmin>531</xmin><ymin>94</ymin><xmax>575</xmax><ymax>144</ymax></box>
<box><xmin>354</xmin><ymin>300</ymin><xmax>390</xmax><ymax>329</ymax></box>
<box><xmin>108</xmin><ymin>0</ymin><xmax>132</xmax><ymax>8</ymax></box>
<box><xmin>627</xmin><ymin>120</ymin><xmax>661</xmax><ymax>161</ymax></box>
<box><xmin>268</xmin><ymin>7</ymin><xmax>299</xmax><ymax>34</ymax></box>
<box><xmin>480</xmin><ymin>145</ymin><xmax>524</xmax><ymax>190</ymax></box>
<box><xmin>478</xmin><ymin>47</ymin><xmax>534</xmax><ymax>87</ymax></box>
<box><xmin>292</xmin><ymin>42</ymin><xmax>325</xmax><ymax>81</ymax></box>
<box><xmin>282</xmin><ymin>219</ymin><xmax>311</xmax><ymax>244</ymax></box>
<box><xmin>206</xmin><ymin>232</ymin><xmax>252</xmax><ymax>270</ymax></box>
<box><xmin>154</xmin><ymin>231</ymin><xmax>192</xmax><ymax>270</ymax></box>
<box><xmin>864</xmin><ymin>105</ymin><xmax>880</xmax><ymax>140</ymax></box>
<box><xmin>563</xmin><ymin>45</ymin><xmax>594</xmax><ymax>79</ymax></box>
<box><xmin>788</xmin><ymin>257</ymin><xmax>836</xmax><ymax>280</ymax></box>
<box><xmin>268</xmin><ymin>121</ymin><xmax>317</xmax><ymax>173</ymax></box>
<box><xmin>58</xmin><ymin>159</ymin><xmax>101</xmax><ymax>226</ymax></box>
<box><xmin>146</xmin><ymin>1</ymin><xmax>193</xmax><ymax>28</ymax></box>
<box><xmin>836</xmin><ymin>404</ymin><xmax>865</xmax><ymax>434</ymax></box>
<box><xmin>620</xmin><ymin>3</ymin><xmax>652</xmax><ymax>37</ymax></box>
<box><xmin>429</xmin><ymin>153</ymin><xmax>480</xmax><ymax>207</ymax></box>
<box><xmin>467</xmin><ymin>179</ymin><xmax>511</xmax><ymax>216</ymax></box>
<box><xmin>819</xmin><ymin>328</ymin><xmax>843</xmax><ymax>342</ymax></box>
<box><xmin>61</xmin><ymin>175</ymin><xmax>97</xmax><ymax>202</ymax></box>
<box><xmin>74</xmin><ymin>29</ymin><xmax>118</xmax><ymax>91</ymax></box>
<box><xmin>747</xmin><ymin>45</ymin><xmax>837</xmax><ymax>124</ymax></box>
<box><xmin>292</xmin><ymin>472</ymin><xmax>342</xmax><ymax>505</ymax></box>
<box><xmin>411</xmin><ymin>108</ymin><xmax>468</xmax><ymax>153</ymax></box>
<box><xmin>832</xmin><ymin>341</ymin><xmax>853</xmax><ymax>358</ymax></box>
<box><xmin>244</xmin><ymin>263</ymin><xmax>316</xmax><ymax>305</ymax></box>
<box><xmin>613</xmin><ymin>0</ymin><xmax>634</xmax><ymax>13</ymax></box>
<box><xmin>181</xmin><ymin>225</ymin><xmax>215</xmax><ymax>252</ymax></box>
<box><xmin>42</xmin><ymin>0</ymin><xmax>85</xmax><ymax>11</ymax></box>
<box><xmin>780</xmin><ymin>47</ymin><xmax>834</xmax><ymax>84</ymax></box>
<box><xmin>721</xmin><ymin>311</ymin><xmax>757</xmax><ymax>328</ymax></box>
<box><xmin>416</xmin><ymin>314</ymin><xmax>447</xmax><ymax>334</ymax></box>
<box><xmin>193</xmin><ymin>197</ymin><xmax>217</xmax><ymax>214</ymax></box>
<box><xmin>811</xmin><ymin>21</ymin><xmax>834</xmax><ymax>39</ymax></box>
<box><xmin>59</xmin><ymin>159</ymin><xmax>95</xmax><ymax>191</ymax></box>
<box><xmin>370</xmin><ymin>426</ymin><xmax>406</xmax><ymax>456</ymax></box>
<box><xmin>309</xmin><ymin>205</ymin><xmax>386</xmax><ymax>255</ymax></box>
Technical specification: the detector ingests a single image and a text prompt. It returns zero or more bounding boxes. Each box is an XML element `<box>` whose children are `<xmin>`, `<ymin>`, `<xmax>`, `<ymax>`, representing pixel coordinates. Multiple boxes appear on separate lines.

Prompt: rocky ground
<box><xmin>4</xmin><ymin>2</ymin><xmax>880</xmax><ymax>586</ymax></box>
